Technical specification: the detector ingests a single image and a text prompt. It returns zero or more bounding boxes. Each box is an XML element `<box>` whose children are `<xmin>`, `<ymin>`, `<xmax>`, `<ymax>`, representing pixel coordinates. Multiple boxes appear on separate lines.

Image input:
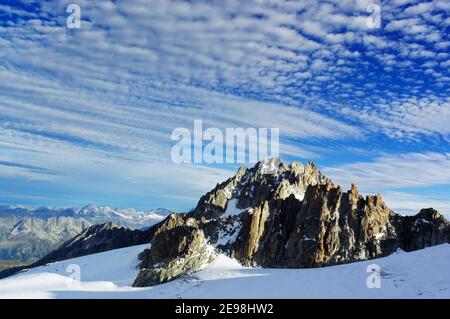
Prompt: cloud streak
<box><xmin>323</xmin><ymin>152</ymin><xmax>450</xmax><ymax>190</ymax></box>
<box><xmin>0</xmin><ymin>0</ymin><xmax>448</xmax><ymax>211</ymax></box>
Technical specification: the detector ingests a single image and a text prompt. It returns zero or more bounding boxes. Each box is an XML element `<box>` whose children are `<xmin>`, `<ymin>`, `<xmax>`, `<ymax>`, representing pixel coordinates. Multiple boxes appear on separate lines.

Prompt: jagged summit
<box><xmin>132</xmin><ymin>159</ymin><xmax>450</xmax><ymax>287</ymax></box>
<box><xmin>77</xmin><ymin>220</ymin><xmax>118</xmax><ymax>233</ymax></box>
<box><xmin>193</xmin><ymin>158</ymin><xmax>329</xmax><ymax>220</ymax></box>
<box><xmin>254</xmin><ymin>157</ymin><xmax>283</xmax><ymax>175</ymax></box>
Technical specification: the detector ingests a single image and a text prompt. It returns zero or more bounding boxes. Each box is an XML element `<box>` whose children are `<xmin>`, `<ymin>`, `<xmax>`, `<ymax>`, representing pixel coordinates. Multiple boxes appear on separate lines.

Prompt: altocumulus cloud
<box><xmin>0</xmin><ymin>0</ymin><xmax>448</xmax><ymax>212</ymax></box>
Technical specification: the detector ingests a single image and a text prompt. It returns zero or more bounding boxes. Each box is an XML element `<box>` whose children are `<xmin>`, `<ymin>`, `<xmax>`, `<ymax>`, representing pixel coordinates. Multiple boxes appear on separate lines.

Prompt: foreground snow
<box><xmin>0</xmin><ymin>243</ymin><xmax>449</xmax><ymax>298</ymax></box>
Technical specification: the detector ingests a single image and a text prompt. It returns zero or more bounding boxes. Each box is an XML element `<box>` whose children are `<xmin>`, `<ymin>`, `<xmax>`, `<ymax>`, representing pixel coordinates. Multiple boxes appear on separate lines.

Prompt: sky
<box><xmin>0</xmin><ymin>0</ymin><xmax>449</xmax><ymax>216</ymax></box>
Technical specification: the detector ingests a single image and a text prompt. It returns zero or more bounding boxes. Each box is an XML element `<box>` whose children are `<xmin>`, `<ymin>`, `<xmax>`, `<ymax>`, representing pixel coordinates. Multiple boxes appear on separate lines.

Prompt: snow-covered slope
<box><xmin>0</xmin><ymin>244</ymin><xmax>149</xmax><ymax>298</ymax></box>
<box><xmin>0</xmin><ymin>243</ymin><xmax>449</xmax><ymax>299</ymax></box>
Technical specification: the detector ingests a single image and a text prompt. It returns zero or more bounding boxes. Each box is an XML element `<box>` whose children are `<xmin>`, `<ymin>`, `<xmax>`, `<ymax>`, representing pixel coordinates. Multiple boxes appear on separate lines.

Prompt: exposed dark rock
<box><xmin>37</xmin><ymin>222</ymin><xmax>151</xmax><ymax>264</ymax></box>
<box><xmin>133</xmin><ymin>214</ymin><xmax>213</xmax><ymax>287</ymax></box>
<box><xmin>0</xmin><ymin>220</ymin><xmax>164</xmax><ymax>279</ymax></box>
<box><xmin>392</xmin><ymin>208</ymin><xmax>450</xmax><ymax>251</ymax></box>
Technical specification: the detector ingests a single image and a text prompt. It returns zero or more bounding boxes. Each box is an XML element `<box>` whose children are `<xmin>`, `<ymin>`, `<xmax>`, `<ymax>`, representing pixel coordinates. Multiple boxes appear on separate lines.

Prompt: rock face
<box><xmin>134</xmin><ymin>158</ymin><xmax>450</xmax><ymax>287</ymax></box>
<box><xmin>37</xmin><ymin>222</ymin><xmax>153</xmax><ymax>264</ymax></box>
<box><xmin>133</xmin><ymin>214</ymin><xmax>213</xmax><ymax>286</ymax></box>
<box><xmin>392</xmin><ymin>208</ymin><xmax>450</xmax><ymax>252</ymax></box>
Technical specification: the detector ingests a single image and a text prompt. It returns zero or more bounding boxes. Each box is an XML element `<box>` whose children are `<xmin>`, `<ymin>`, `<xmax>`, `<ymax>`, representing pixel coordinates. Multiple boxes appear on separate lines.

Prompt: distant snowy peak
<box><xmin>75</xmin><ymin>204</ymin><xmax>169</xmax><ymax>229</ymax></box>
<box><xmin>76</xmin><ymin>204</ymin><xmax>116</xmax><ymax>216</ymax></box>
<box><xmin>0</xmin><ymin>204</ymin><xmax>171</xmax><ymax>230</ymax></box>
<box><xmin>0</xmin><ymin>204</ymin><xmax>170</xmax><ymax>222</ymax></box>
<box><xmin>0</xmin><ymin>205</ymin><xmax>79</xmax><ymax>218</ymax></box>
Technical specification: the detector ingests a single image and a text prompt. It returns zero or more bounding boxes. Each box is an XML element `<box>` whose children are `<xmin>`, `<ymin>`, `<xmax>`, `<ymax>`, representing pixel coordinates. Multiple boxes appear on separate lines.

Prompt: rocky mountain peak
<box><xmin>416</xmin><ymin>207</ymin><xmax>444</xmax><ymax>220</ymax></box>
<box><xmin>133</xmin><ymin>158</ymin><xmax>449</xmax><ymax>287</ymax></box>
<box><xmin>85</xmin><ymin>221</ymin><xmax>118</xmax><ymax>233</ymax></box>
<box><xmin>254</xmin><ymin>157</ymin><xmax>283</xmax><ymax>175</ymax></box>
<box><xmin>193</xmin><ymin>158</ymin><xmax>330</xmax><ymax>220</ymax></box>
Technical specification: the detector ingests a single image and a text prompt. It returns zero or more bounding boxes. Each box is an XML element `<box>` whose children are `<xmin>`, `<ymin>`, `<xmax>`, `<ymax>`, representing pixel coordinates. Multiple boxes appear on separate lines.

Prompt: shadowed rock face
<box><xmin>0</xmin><ymin>221</ymin><xmax>162</xmax><ymax>279</ymax></box>
<box><xmin>133</xmin><ymin>214</ymin><xmax>213</xmax><ymax>287</ymax></box>
<box><xmin>134</xmin><ymin>159</ymin><xmax>449</xmax><ymax>287</ymax></box>
<box><xmin>392</xmin><ymin>208</ymin><xmax>450</xmax><ymax>251</ymax></box>
<box><xmin>37</xmin><ymin>222</ymin><xmax>153</xmax><ymax>264</ymax></box>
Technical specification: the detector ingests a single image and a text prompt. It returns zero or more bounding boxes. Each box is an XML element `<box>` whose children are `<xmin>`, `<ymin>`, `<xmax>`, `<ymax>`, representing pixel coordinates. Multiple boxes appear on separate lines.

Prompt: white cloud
<box><xmin>339</xmin><ymin>96</ymin><xmax>450</xmax><ymax>140</ymax></box>
<box><xmin>0</xmin><ymin>0</ymin><xmax>448</xmax><ymax>209</ymax></box>
<box><xmin>324</xmin><ymin>152</ymin><xmax>450</xmax><ymax>190</ymax></box>
<box><xmin>403</xmin><ymin>2</ymin><xmax>435</xmax><ymax>15</ymax></box>
<box><xmin>323</xmin><ymin>151</ymin><xmax>450</xmax><ymax>216</ymax></box>
<box><xmin>382</xmin><ymin>191</ymin><xmax>450</xmax><ymax>218</ymax></box>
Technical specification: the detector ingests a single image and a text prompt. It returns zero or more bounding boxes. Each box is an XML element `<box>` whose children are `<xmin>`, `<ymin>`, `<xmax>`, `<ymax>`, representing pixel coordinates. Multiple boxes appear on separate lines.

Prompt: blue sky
<box><xmin>0</xmin><ymin>0</ymin><xmax>449</xmax><ymax>216</ymax></box>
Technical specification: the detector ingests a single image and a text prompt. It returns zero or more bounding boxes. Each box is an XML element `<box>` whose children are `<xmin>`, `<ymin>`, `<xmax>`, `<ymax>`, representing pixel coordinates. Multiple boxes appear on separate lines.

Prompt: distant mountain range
<box><xmin>0</xmin><ymin>205</ymin><xmax>170</xmax><ymax>262</ymax></box>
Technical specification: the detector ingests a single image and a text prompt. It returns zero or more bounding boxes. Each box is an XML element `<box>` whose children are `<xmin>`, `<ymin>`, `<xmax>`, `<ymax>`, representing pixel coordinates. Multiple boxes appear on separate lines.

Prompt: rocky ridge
<box><xmin>0</xmin><ymin>221</ymin><xmax>163</xmax><ymax>279</ymax></box>
<box><xmin>133</xmin><ymin>158</ymin><xmax>450</xmax><ymax>286</ymax></box>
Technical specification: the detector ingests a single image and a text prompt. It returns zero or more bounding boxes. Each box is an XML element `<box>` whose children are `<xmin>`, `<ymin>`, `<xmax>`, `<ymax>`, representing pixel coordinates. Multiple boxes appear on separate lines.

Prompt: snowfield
<box><xmin>0</xmin><ymin>243</ymin><xmax>449</xmax><ymax>299</ymax></box>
